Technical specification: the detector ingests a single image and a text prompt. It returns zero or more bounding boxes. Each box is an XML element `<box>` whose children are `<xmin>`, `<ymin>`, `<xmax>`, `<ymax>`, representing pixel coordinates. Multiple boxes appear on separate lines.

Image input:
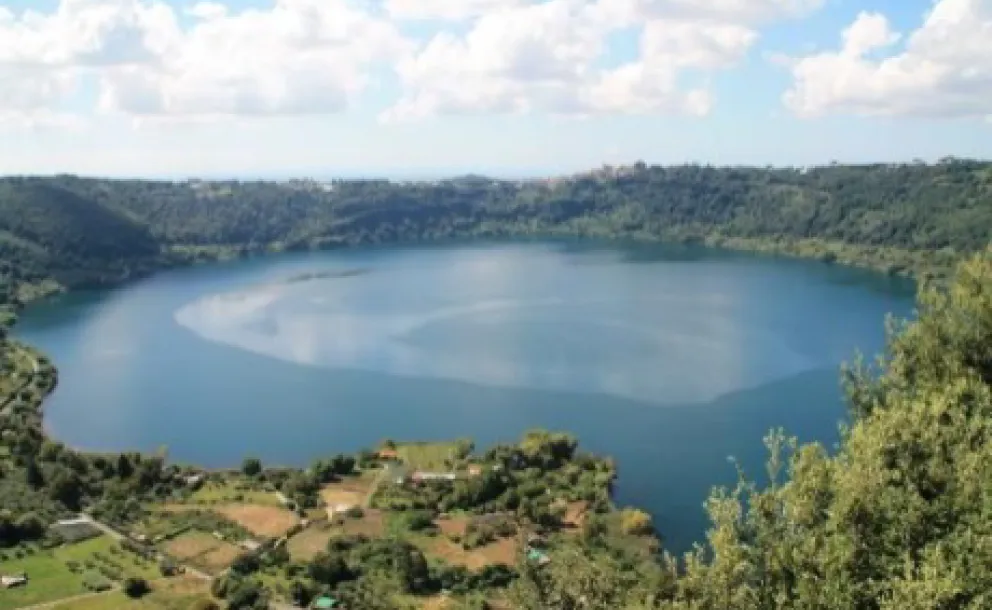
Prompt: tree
<box><xmin>289</xmin><ymin>580</ymin><xmax>313</xmax><ymax>607</ymax></box>
<box><xmin>241</xmin><ymin>457</ymin><xmax>262</xmax><ymax>477</ymax></box>
<box><xmin>48</xmin><ymin>469</ymin><xmax>84</xmax><ymax>510</ymax></box>
<box><xmin>230</xmin><ymin>552</ymin><xmax>260</xmax><ymax>575</ymax></box>
<box><xmin>618</xmin><ymin>508</ymin><xmax>653</xmax><ymax>535</ymax></box>
<box><xmin>123</xmin><ymin>577</ymin><xmax>150</xmax><ymax>598</ymax></box>
<box><xmin>308</xmin><ymin>551</ymin><xmax>351</xmax><ymax>586</ymax></box>
<box><xmin>116</xmin><ymin>453</ymin><xmax>133</xmax><ymax>479</ymax></box>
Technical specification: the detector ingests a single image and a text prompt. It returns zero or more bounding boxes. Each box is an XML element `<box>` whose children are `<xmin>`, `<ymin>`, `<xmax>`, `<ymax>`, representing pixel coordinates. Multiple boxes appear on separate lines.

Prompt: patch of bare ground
<box><xmin>215</xmin><ymin>504</ymin><xmax>299</xmax><ymax>538</ymax></box>
<box><xmin>436</xmin><ymin>515</ymin><xmax>470</xmax><ymax>538</ymax></box>
<box><xmin>424</xmin><ymin>536</ymin><xmax>518</xmax><ymax>571</ymax></box>
<box><xmin>563</xmin><ymin>501</ymin><xmax>589</xmax><ymax>531</ymax></box>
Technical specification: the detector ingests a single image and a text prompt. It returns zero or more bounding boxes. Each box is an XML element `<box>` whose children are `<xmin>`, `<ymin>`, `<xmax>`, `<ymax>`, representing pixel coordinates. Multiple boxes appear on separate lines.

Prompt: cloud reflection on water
<box><xmin>173</xmin><ymin>264</ymin><xmax>814</xmax><ymax>404</ymax></box>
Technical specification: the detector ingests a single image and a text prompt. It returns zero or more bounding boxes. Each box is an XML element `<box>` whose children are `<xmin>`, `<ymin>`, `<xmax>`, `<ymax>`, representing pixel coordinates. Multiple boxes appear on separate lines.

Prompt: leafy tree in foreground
<box><xmin>508</xmin><ymin>251</ymin><xmax>992</xmax><ymax>609</ymax></box>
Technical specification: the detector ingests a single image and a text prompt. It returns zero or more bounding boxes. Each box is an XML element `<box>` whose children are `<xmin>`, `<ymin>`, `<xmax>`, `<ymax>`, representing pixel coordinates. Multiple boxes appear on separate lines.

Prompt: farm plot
<box><xmin>48</xmin><ymin>576</ymin><xmax>213</xmax><ymax>609</ymax></box>
<box><xmin>163</xmin><ymin>531</ymin><xmax>241</xmax><ymax>575</ymax></box>
<box><xmin>0</xmin><ymin>536</ymin><xmax>158</xmax><ymax>610</ymax></box>
<box><xmin>419</xmin><ymin>536</ymin><xmax>519</xmax><ymax>571</ymax></box>
<box><xmin>395</xmin><ymin>442</ymin><xmax>461</xmax><ymax>471</ymax></box>
<box><xmin>188</xmin><ymin>479</ymin><xmax>281</xmax><ymax>506</ymax></box>
<box><xmin>215</xmin><ymin>504</ymin><xmax>299</xmax><ymax>538</ymax></box>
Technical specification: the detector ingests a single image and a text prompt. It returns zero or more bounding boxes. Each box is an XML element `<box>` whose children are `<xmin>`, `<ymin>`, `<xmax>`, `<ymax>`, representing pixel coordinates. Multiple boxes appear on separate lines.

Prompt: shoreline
<box><xmin>14</xmin><ymin>231</ymin><xmax>937</xmax><ymax>311</ymax></box>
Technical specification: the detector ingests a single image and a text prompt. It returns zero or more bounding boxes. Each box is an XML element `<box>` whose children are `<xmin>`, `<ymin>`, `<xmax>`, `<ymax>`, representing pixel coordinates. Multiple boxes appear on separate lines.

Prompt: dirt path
<box><xmin>363</xmin><ymin>467</ymin><xmax>387</xmax><ymax>508</ymax></box>
<box><xmin>13</xmin><ymin>587</ymin><xmax>122</xmax><ymax>610</ymax></box>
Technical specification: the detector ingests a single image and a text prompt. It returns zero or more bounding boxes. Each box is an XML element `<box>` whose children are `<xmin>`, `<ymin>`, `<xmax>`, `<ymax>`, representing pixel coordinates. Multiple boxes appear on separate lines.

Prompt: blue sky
<box><xmin>0</xmin><ymin>0</ymin><xmax>989</xmax><ymax>177</ymax></box>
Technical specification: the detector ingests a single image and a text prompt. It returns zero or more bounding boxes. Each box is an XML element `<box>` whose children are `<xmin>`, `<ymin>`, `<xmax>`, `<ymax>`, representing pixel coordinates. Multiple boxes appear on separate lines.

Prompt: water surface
<box><xmin>16</xmin><ymin>241</ymin><xmax>915</xmax><ymax>553</ymax></box>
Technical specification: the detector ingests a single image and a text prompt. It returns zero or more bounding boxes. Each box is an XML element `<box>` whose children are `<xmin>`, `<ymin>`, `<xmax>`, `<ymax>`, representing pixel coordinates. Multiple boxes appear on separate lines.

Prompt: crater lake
<box><xmin>15</xmin><ymin>240</ymin><xmax>915</xmax><ymax>553</ymax></box>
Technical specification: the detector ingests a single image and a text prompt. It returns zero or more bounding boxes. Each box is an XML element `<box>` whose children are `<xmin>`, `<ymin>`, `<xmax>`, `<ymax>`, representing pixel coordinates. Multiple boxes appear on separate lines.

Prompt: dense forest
<box><xmin>1</xmin><ymin>159</ymin><xmax>991</xmax><ymax>302</ymax></box>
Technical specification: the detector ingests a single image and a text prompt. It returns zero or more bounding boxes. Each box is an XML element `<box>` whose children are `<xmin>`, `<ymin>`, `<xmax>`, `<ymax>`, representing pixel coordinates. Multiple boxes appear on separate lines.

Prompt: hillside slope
<box><xmin>0</xmin><ymin>179</ymin><xmax>162</xmax><ymax>290</ymax></box>
<box><xmin>1</xmin><ymin>160</ymin><xmax>990</xmax><ymax>295</ymax></box>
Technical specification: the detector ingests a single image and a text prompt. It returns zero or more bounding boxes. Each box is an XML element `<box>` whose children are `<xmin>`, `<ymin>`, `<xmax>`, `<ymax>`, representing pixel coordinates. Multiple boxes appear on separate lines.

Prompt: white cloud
<box><xmin>591</xmin><ymin>0</ymin><xmax>825</xmax><ymax>29</ymax></box>
<box><xmin>0</xmin><ymin>0</ymin><xmax>410</xmax><ymax>121</ymax></box>
<box><xmin>383</xmin><ymin>0</ymin><xmax>777</xmax><ymax>121</ymax></box>
<box><xmin>0</xmin><ymin>0</ymin><xmax>830</xmax><ymax>126</ymax></box>
<box><xmin>101</xmin><ymin>0</ymin><xmax>411</xmax><ymax>117</ymax></box>
<box><xmin>185</xmin><ymin>2</ymin><xmax>228</xmax><ymax>21</ymax></box>
<box><xmin>385</xmin><ymin>0</ymin><xmax>526</xmax><ymax>21</ymax></box>
<box><xmin>784</xmin><ymin>0</ymin><xmax>992</xmax><ymax>120</ymax></box>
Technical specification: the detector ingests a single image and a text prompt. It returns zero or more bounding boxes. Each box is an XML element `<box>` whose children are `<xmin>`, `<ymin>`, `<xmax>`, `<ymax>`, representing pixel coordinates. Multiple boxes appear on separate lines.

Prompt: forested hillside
<box><xmin>0</xmin><ymin>159</ymin><xmax>990</xmax><ymax>300</ymax></box>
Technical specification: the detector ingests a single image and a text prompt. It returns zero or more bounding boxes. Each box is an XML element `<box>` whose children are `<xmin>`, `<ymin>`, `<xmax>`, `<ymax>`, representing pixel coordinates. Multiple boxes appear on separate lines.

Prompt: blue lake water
<box><xmin>15</xmin><ymin>240</ymin><xmax>915</xmax><ymax>553</ymax></box>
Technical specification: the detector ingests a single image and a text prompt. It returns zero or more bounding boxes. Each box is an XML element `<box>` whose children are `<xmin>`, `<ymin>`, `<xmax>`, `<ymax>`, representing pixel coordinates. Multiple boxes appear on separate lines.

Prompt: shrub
<box><xmin>123</xmin><ymin>577</ymin><xmax>151</xmax><ymax>598</ymax></box>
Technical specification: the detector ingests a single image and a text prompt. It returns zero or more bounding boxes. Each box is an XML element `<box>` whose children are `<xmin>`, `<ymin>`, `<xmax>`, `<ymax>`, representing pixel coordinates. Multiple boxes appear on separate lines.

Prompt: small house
<box><xmin>377</xmin><ymin>448</ymin><xmax>399</xmax><ymax>461</ymax></box>
<box><xmin>467</xmin><ymin>464</ymin><xmax>484</xmax><ymax>477</ymax></box>
<box><xmin>1</xmin><ymin>573</ymin><xmax>27</xmax><ymax>588</ymax></box>
<box><xmin>411</xmin><ymin>471</ymin><xmax>457</xmax><ymax>483</ymax></box>
<box><xmin>49</xmin><ymin>518</ymin><xmax>100</xmax><ymax>543</ymax></box>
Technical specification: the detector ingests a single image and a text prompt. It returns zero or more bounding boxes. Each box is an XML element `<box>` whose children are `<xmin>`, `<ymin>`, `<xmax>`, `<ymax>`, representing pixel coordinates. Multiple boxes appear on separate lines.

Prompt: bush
<box><xmin>83</xmin><ymin>573</ymin><xmax>113</xmax><ymax>592</ymax></box>
<box><xmin>123</xmin><ymin>577</ymin><xmax>150</xmax><ymax>598</ymax></box>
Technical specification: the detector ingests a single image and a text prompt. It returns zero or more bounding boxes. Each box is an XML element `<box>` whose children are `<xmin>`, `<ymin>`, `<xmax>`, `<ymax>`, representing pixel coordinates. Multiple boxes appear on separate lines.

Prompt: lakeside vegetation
<box><xmin>1</xmin><ymin>160</ymin><xmax>992</xmax><ymax>607</ymax></box>
<box><xmin>2</xmin><ymin>160</ymin><xmax>992</xmax><ymax>302</ymax></box>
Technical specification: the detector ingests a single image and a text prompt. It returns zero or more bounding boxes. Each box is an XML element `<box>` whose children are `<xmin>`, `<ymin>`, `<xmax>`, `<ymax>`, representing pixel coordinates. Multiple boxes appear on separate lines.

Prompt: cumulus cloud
<box><xmin>382</xmin><ymin>0</ymin><xmax>802</xmax><ymax>122</ymax></box>
<box><xmin>784</xmin><ymin>0</ymin><xmax>992</xmax><ymax>120</ymax></box>
<box><xmin>0</xmin><ymin>0</ymin><xmax>829</xmax><ymax>124</ymax></box>
<box><xmin>0</xmin><ymin>0</ymin><xmax>409</xmax><ymax>121</ymax></box>
<box><xmin>385</xmin><ymin>0</ymin><xmax>527</xmax><ymax>21</ymax></box>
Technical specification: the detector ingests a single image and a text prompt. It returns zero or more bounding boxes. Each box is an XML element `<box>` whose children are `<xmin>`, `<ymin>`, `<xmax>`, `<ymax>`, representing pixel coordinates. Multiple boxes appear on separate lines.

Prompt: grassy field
<box><xmin>215</xmin><ymin>504</ymin><xmax>298</xmax><ymax>538</ymax></box>
<box><xmin>0</xmin><ymin>536</ymin><xmax>159</xmax><ymax>610</ymax></box>
<box><xmin>395</xmin><ymin>442</ymin><xmax>461</xmax><ymax>471</ymax></box>
<box><xmin>47</xmin><ymin>577</ymin><xmax>213</xmax><ymax>610</ymax></box>
<box><xmin>162</xmin><ymin>531</ymin><xmax>241</xmax><ymax>575</ymax></box>
<box><xmin>187</xmin><ymin>479</ymin><xmax>281</xmax><ymax>506</ymax></box>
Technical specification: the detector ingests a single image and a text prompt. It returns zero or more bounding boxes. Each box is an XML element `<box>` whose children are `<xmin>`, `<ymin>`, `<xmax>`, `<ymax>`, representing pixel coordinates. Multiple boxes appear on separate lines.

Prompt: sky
<box><xmin>1</xmin><ymin>0</ymin><xmax>990</xmax><ymax>178</ymax></box>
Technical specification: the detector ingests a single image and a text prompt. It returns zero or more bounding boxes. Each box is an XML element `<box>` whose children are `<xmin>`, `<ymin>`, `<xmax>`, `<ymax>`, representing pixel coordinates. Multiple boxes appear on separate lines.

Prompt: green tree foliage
<box><xmin>241</xmin><ymin>457</ymin><xmax>262</xmax><ymax>477</ymax></box>
<box><xmin>122</xmin><ymin>577</ymin><xmax>150</xmax><ymax>598</ymax></box>
<box><xmin>2</xmin><ymin>160</ymin><xmax>991</xmax><ymax>298</ymax></box>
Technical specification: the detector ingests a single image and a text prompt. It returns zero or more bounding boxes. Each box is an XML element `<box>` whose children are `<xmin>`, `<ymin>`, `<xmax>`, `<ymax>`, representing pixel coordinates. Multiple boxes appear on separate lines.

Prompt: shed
<box><xmin>1</xmin><ymin>573</ymin><xmax>28</xmax><ymax>588</ymax></box>
<box><xmin>313</xmin><ymin>596</ymin><xmax>339</xmax><ymax>609</ymax></box>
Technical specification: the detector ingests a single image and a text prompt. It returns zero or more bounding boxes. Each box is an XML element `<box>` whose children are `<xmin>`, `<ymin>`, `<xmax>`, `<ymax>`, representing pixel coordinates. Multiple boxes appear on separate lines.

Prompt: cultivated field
<box><xmin>48</xmin><ymin>576</ymin><xmax>213</xmax><ymax>609</ymax></box>
<box><xmin>0</xmin><ymin>536</ymin><xmax>159</xmax><ymax>610</ymax></box>
<box><xmin>420</xmin><ymin>536</ymin><xmax>518</xmax><ymax>571</ymax></box>
<box><xmin>286</xmin><ymin>525</ymin><xmax>333</xmax><ymax>561</ymax></box>
<box><xmin>436</xmin><ymin>515</ymin><xmax>470</xmax><ymax>538</ymax></box>
<box><xmin>215</xmin><ymin>504</ymin><xmax>299</xmax><ymax>538</ymax></box>
<box><xmin>188</xmin><ymin>479</ymin><xmax>281</xmax><ymax>506</ymax></box>
<box><xmin>163</xmin><ymin>531</ymin><xmax>241</xmax><ymax>574</ymax></box>
<box><xmin>395</xmin><ymin>442</ymin><xmax>460</xmax><ymax>470</ymax></box>
<box><xmin>319</xmin><ymin>472</ymin><xmax>377</xmax><ymax>507</ymax></box>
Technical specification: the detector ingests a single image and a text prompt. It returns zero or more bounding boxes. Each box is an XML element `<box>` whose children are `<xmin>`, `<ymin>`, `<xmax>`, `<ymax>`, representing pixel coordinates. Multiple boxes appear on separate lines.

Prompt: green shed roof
<box><xmin>314</xmin><ymin>597</ymin><xmax>338</xmax><ymax>609</ymax></box>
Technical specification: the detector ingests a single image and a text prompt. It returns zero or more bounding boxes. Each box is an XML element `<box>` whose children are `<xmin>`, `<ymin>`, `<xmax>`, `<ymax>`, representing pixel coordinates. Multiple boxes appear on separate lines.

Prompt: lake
<box><xmin>16</xmin><ymin>240</ymin><xmax>915</xmax><ymax>553</ymax></box>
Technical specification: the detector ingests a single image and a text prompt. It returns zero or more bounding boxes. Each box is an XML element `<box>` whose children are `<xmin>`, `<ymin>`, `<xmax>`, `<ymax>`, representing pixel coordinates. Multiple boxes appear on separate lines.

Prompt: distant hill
<box><xmin>0</xmin><ymin>160</ymin><xmax>990</xmax><ymax>296</ymax></box>
<box><xmin>0</xmin><ymin>179</ymin><xmax>161</xmax><ymax>289</ymax></box>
